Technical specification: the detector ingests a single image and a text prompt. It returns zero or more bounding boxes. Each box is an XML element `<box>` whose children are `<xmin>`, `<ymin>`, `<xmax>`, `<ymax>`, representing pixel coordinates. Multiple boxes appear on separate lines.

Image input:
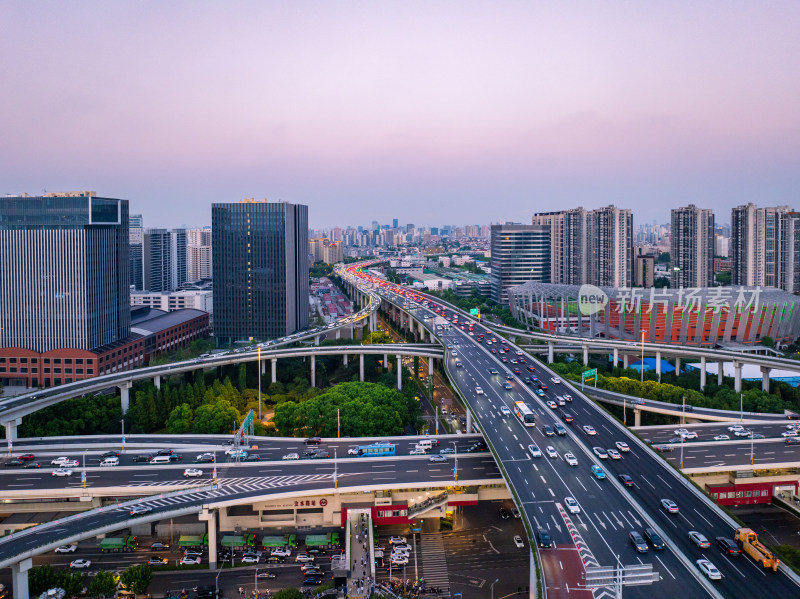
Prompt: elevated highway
<box><xmin>342</xmin><ymin>263</ymin><xmax>800</xmax><ymax>599</ymax></box>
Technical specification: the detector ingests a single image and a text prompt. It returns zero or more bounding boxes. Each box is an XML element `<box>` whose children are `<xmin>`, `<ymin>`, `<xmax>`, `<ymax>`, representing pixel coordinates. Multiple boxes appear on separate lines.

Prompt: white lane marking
<box><xmin>655</xmin><ymin>554</ymin><xmax>676</xmax><ymax>579</ymax></box>
<box><xmin>656</xmin><ymin>474</ymin><xmax>672</xmax><ymax>489</ymax></box>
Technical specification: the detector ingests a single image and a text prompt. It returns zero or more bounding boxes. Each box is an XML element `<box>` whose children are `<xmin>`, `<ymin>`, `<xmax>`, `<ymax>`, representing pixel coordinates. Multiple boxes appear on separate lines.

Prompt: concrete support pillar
<box><xmin>271</xmin><ymin>358</ymin><xmax>277</xmax><ymax>384</ymax></box>
<box><xmin>634</xmin><ymin>409</ymin><xmax>641</xmax><ymax>427</ymax></box>
<box><xmin>418</xmin><ymin>320</ymin><xmax>424</xmax><ymax>339</ymax></box>
<box><xmin>734</xmin><ymin>362</ymin><xmax>742</xmax><ymax>393</ymax></box>
<box><xmin>700</xmin><ymin>356</ymin><xmax>706</xmax><ymax>391</ymax></box>
<box><xmin>623</xmin><ymin>354</ymin><xmax>629</xmax><ymax>369</ymax></box>
<box><xmin>466</xmin><ymin>410</ymin><xmax>472</xmax><ymax>433</ymax></box>
<box><xmin>344</xmin><ymin>353</ymin><xmax>348</xmax><ymax>366</ymax></box>
<box><xmin>675</xmin><ymin>357</ymin><xmax>681</xmax><ymax>376</ymax></box>
<box><xmin>314</xmin><ymin>335</ymin><xmax>320</xmax><ymax>346</ymax></box>
<box><xmin>582</xmin><ymin>345</ymin><xmax>589</xmax><ymax>366</ymax></box>
<box><xmin>656</xmin><ymin>351</ymin><xmax>662</xmax><ymax>380</ymax></box>
<box><xmin>154</xmin><ymin>375</ymin><xmax>161</xmax><ymax>390</ymax></box>
<box><xmin>761</xmin><ymin>366</ymin><xmax>771</xmax><ymax>393</ymax></box>
<box><xmin>370</xmin><ymin>312</ymin><xmax>376</xmax><ymax>333</ymax></box>
<box><xmin>397</xmin><ymin>355</ymin><xmax>402</xmax><ymax>390</ymax></box>
<box><xmin>335</xmin><ymin>327</ymin><xmax>340</xmax><ymax>340</ymax></box>
<box><xmin>119</xmin><ymin>381</ymin><xmax>132</xmax><ymax>415</ymax></box>
<box><xmin>718</xmin><ymin>361</ymin><xmax>724</xmax><ymax>386</ymax></box>
<box><xmin>2</xmin><ymin>418</ymin><xmax>21</xmax><ymax>441</ymax></box>
<box><xmin>547</xmin><ymin>342</ymin><xmax>554</xmax><ymax>364</ymax></box>
<box><xmin>384</xmin><ymin>354</ymin><xmax>388</xmax><ymax>370</ymax></box>
<box><xmin>261</xmin><ymin>360</ymin><xmax>266</xmax><ymax>375</ymax></box>
<box><xmin>200</xmin><ymin>509</ymin><xmax>217</xmax><ymax>570</ymax></box>
<box><xmin>428</xmin><ymin>357</ymin><xmax>434</xmax><ymax>377</ymax></box>
<box><xmin>359</xmin><ymin>354</ymin><xmax>365</xmax><ymax>382</ymax></box>
<box><xmin>11</xmin><ymin>558</ymin><xmax>32</xmax><ymax>599</ymax></box>
<box><xmin>612</xmin><ymin>347</ymin><xmax>619</xmax><ymax>368</ymax></box>
<box><xmin>311</xmin><ymin>356</ymin><xmax>316</xmax><ymax>388</ymax></box>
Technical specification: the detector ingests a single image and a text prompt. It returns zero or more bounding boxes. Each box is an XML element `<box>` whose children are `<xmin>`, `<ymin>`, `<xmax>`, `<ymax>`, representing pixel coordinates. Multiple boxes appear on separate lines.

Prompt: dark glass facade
<box><xmin>0</xmin><ymin>194</ymin><xmax>130</xmax><ymax>352</ymax></box>
<box><xmin>212</xmin><ymin>201</ymin><xmax>309</xmax><ymax>345</ymax></box>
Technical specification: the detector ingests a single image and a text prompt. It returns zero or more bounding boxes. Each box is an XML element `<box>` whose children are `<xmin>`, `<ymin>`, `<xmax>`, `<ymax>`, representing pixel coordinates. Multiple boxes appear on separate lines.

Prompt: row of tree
<box><xmin>28</xmin><ymin>563</ymin><xmax>152</xmax><ymax>597</ymax></box>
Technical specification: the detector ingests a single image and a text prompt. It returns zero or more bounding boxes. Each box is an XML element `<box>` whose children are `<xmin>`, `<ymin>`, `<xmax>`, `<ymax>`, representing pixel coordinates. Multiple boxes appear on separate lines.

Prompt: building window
<box><xmin>87</xmin><ymin>369</ymin><xmax>94</xmax><ymax>375</ymax></box>
<box><xmin>9</xmin><ymin>358</ymin><xmax>16</xmax><ymax>363</ymax></box>
<box><xmin>745</xmin><ymin>491</ymin><xmax>752</xmax><ymax>498</ymax></box>
<box><xmin>735</xmin><ymin>491</ymin><xmax>743</xmax><ymax>499</ymax></box>
<box><xmin>76</xmin><ymin>368</ymin><xmax>84</xmax><ymax>374</ymax></box>
<box><xmin>54</xmin><ymin>368</ymin><xmax>61</xmax><ymax>374</ymax></box>
<box><xmin>761</xmin><ymin>490</ymin><xmax>769</xmax><ymax>497</ymax></box>
<box><xmin>727</xmin><ymin>492</ymin><xmax>735</xmax><ymax>499</ymax></box>
<box><xmin>76</xmin><ymin>359</ymin><xmax>83</xmax><ymax>365</ymax></box>
<box><xmin>54</xmin><ymin>358</ymin><xmax>61</xmax><ymax>364</ymax></box>
<box><xmin>9</xmin><ymin>368</ymin><xmax>17</xmax><ymax>373</ymax></box>
<box><xmin>64</xmin><ymin>368</ymin><xmax>72</xmax><ymax>374</ymax></box>
<box><xmin>20</xmin><ymin>368</ymin><xmax>27</xmax><ymax>373</ymax></box>
<box><xmin>43</xmin><ymin>358</ymin><xmax>50</xmax><ymax>364</ymax></box>
<box><xmin>20</xmin><ymin>358</ymin><xmax>27</xmax><ymax>364</ymax></box>
<box><xmin>44</xmin><ymin>368</ymin><xmax>50</xmax><ymax>374</ymax></box>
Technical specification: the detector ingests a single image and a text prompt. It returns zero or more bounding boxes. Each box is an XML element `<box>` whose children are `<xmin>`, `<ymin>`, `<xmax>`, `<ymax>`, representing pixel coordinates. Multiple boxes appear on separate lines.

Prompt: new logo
<box><xmin>578</xmin><ymin>285</ymin><xmax>608</xmax><ymax>316</ymax></box>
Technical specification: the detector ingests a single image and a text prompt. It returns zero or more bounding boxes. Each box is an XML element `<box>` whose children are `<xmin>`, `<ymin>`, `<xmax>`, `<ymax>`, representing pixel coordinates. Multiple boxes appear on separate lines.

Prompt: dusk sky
<box><xmin>2</xmin><ymin>2</ymin><xmax>799</xmax><ymax>229</ymax></box>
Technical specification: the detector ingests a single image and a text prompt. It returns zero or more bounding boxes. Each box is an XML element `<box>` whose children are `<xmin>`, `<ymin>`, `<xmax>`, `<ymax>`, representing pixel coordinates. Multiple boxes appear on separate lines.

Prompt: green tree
<box><xmin>716</xmin><ymin>271</ymin><xmax>732</xmax><ymax>285</ymax></box>
<box><xmin>88</xmin><ymin>571</ymin><xmax>118</xmax><ymax>598</ymax></box>
<box><xmin>165</xmin><ymin>403</ymin><xmax>194</xmax><ymax>434</ymax></box>
<box><xmin>238</xmin><ymin>363</ymin><xmax>247</xmax><ymax>391</ymax></box>
<box><xmin>28</xmin><ymin>565</ymin><xmax>58</xmax><ymax>596</ymax></box>
<box><xmin>120</xmin><ymin>564</ymin><xmax>153</xmax><ymax>595</ymax></box>
<box><xmin>192</xmin><ymin>399</ymin><xmax>241</xmax><ymax>434</ymax></box>
<box><xmin>273</xmin><ymin>589</ymin><xmax>304</xmax><ymax>599</ymax></box>
<box><xmin>56</xmin><ymin>570</ymin><xmax>87</xmax><ymax>597</ymax></box>
<box><xmin>761</xmin><ymin>336</ymin><xmax>775</xmax><ymax>348</ymax></box>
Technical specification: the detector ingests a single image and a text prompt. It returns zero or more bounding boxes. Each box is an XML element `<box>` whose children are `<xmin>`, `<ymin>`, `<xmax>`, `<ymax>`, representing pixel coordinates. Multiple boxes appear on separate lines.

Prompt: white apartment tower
<box><xmin>670</xmin><ymin>205</ymin><xmax>715</xmax><ymax>288</ymax></box>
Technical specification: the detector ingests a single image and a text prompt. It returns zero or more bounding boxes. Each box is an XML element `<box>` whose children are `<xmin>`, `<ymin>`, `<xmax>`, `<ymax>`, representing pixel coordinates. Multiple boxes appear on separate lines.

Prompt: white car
<box><xmin>546</xmin><ymin>446</ymin><xmax>558</xmax><ymax>459</ymax></box>
<box><xmin>389</xmin><ymin>536</ymin><xmax>407</xmax><ymax>545</ymax></box>
<box><xmin>70</xmin><ymin>559</ymin><xmax>91</xmax><ymax>569</ymax></box>
<box><xmin>475</xmin><ymin>387</ymin><xmax>484</xmax><ymax>395</ymax></box>
<box><xmin>674</xmin><ymin>428</ymin><xmax>689</xmax><ymax>436</ymax></box>
<box><xmin>782</xmin><ymin>430</ymin><xmax>798</xmax><ymax>437</ymax></box>
<box><xmin>734</xmin><ymin>429</ymin><xmax>752</xmax><ymax>437</ymax></box>
<box><xmin>681</xmin><ymin>431</ymin><xmax>698</xmax><ymax>440</ymax></box>
<box><xmin>528</xmin><ymin>444</ymin><xmax>542</xmax><ymax>458</ymax></box>
<box><xmin>688</xmin><ymin>531</ymin><xmax>711</xmax><ymax>548</ymax></box>
<box><xmin>564</xmin><ymin>497</ymin><xmax>580</xmax><ymax>514</ymax></box>
<box><xmin>728</xmin><ymin>424</ymin><xmax>744</xmax><ymax>432</ymax></box>
<box><xmin>241</xmin><ymin>555</ymin><xmax>259</xmax><ymax>564</ymax></box>
<box><xmin>294</xmin><ymin>553</ymin><xmax>315</xmax><ymax>563</ymax></box>
<box><xmin>696</xmin><ymin>558</ymin><xmax>722</xmax><ymax>580</ymax></box>
<box><xmin>513</xmin><ymin>535</ymin><xmax>524</xmax><ymax>548</ymax></box>
<box><xmin>593</xmin><ymin>447</ymin><xmax>608</xmax><ymax>459</ymax></box>
<box><xmin>409</xmin><ymin>448</ymin><xmax>426</xmax><ymax>455</ymax></box>
<box><xmin>557</xmin><ymin>397</ymin><xmax>565</xmax><ymax>406</ymax></box>
<box><xmin>52</xmin><ymin>468</ymin><xmax>73</xmax><ymax>477</ymax></box>
<box><xmin>551</xmin><ymin>377</ymin><xmax>561</xmax><ymax>384</ymax></box>
<box><xmin>607</xmin><ymin>449</ymin><xmax>621</xmax><ymax>460</ymax></box>
<box><xmin>661</xmin><ymin>499</ymin><xmax>679</xmax><ymax>513</ymax></box>
<box><xmin>55</xmin><ymin>544</ymin><xmax>77</xmax><ymax>553</ymax></box>
<box><xmin>546</xmin><ymin>401</ymin><xmax>558</xmax><ymax>409</ymax></box>
<box><xmin>282</xmin><ymin>453</ymin><xmax>299</xmax><ymax>460</ymax></box>
<box><xmin>713</xmin><ymin>434</ymin><xmax>730</xmax><ymax>441</ymax></box>
<box><xmin>583</xmin><ymin>425</ymin><xmax>596</xmax><ymax>435</ymax></box>
<box><xmin>500</xmin><ymin>406</ymin><xmax>511</xmax><ymax>416</ymax></box>
<box><xmin>391</xmin><ymin>557</ymin><xmax>409</xmax><ymax>566</ymax></box>
<box><xmin>563</xmin><ymin>394</ymin><xmax>572</xmax><ymax>402</ymax></box>
<box><xmin>271</xmin><ymin>548</ymin><xmax>291</xmax><ymax>557</ymax></box>
<box><xmin>50</xmin><ymin>456</ymin><xmax>71</xmax><ymax>466</ymax></box>
<box><xmin>183</xmin><ymin>468</ymin><xmax>203</xmax><ymax>477</ymax></box>
<box><xmin>180</xmin><ymin>556</ymin><xmax>202</xmax><ymax>565</ymax></box>
<box><xmin>615</xmin><ymin>441</ymin><xmax>630</xmax><ymax>452</ymax></box>
<box><xmin>564</xmin><ymin>452</ymin><xmax>578</xmax><ymax>466</ymax></box>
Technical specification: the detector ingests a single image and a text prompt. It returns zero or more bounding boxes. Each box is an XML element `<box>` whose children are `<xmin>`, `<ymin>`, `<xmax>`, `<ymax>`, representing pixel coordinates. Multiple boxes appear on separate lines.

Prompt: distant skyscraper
<box><xmin>187</xmin><ymin>227</ymin><xmax>212</xmax><ymax>281</ymax></box>
<box><xmin>0</xmin><ymin>192</ymin><xmax>130</xmax><ymax>352</ymax></box>
<box><xmin>533</xmin><ymin>208</ymin><xmax>588</xmax><ymax>286</ymax></box>
<box><xmin>490</xmin><ymin>224</ymin><xmax>550</xmax><ymax>305</ymax></box>
<box><xmin>129</xmin><ymin>213</ymin><xmax>144</xmax><ymax>290</ymax></box>
<box><xmin>143</xmin><ymin>229</ymin><xmax>172</xmax><ymax>292</ymax></box>
<box><xmin>671</xmin><ymin>205</ymin><xmax>715</xmax><ymax>288</ymax></box>
<box><xmin>731</xmin><ymin>203</ymin><xmax>800</xmax><ymax>292</ymax></box>
<box><xmin>212</xmin><ymin>200</ymin><xmax>309</xmax><ymax>344</ymax></box>
<box><xmin>634</xmin><ymin>255</ymin><xmax>655</xmax><ymax>288</ymax></box>
<box><xmin>392</xmin><ymin>218</ymin><xmax>399</xmax><ymax>229</ymax></box>
<box><xmin>170</xmin><ymin>228</ymin><xmax>187</xmax><ymax>289</ymax></box>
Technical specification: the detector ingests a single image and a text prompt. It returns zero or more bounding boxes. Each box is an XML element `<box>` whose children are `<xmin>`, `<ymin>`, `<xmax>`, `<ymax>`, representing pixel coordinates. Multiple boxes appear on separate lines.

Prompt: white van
<box><xmin>100</xmin><ymin>457</ymin><xmax>119</xmax><ymax>467</ymax></box>
<box><xmin>416</xmin><ymin>439</ymin><xmax>433</xmax><ymax>450</ymax></box>
<box><xmin>149</xmin><ymin>456</ymin><xmax>171</xmax><ymax>465</ymax></box>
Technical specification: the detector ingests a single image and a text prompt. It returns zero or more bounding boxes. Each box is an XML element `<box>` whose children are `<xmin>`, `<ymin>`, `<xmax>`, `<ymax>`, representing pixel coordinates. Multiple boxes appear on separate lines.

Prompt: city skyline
<box><xmin>3</xmin><ymin>2</ymin><xmax>800</xmax><ymax>229</ymax></box>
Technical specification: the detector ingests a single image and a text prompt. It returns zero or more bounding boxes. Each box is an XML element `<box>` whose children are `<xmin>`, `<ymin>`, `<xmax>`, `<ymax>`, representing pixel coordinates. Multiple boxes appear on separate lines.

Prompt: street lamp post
<box><xmin>257</xmin><ymin>347</ymin><xmax>262</xmax><ymax>421</ymax></box>
<box><xmin>740</xmin><ymin>393</ymin><xmax>743</xmax><ymax>423</ymax></box>
<box><xmin>640</xmin><ymin>330</ymin><xmax>645</xmax><ymax>383</ymax></box>
<box><xmin>254</xmin><ymin>567</ymin><xmax>259</xmax><ymax>595</ymax></box>
<box><xmin>121</xmin><ymin>418</ymin><xmax>125</xmax><ymax>451</ymax></box>
<box><xmin>334</xmin><ymin>447</ymin><xmax>338</xmax><ymax>489</ymax></box>
<box><xmin>491</xmin><ymin>578</ymin><xmax>499</xmax><ymax>599</ymax></box>
<box><xmin>452</xmin><ymin>441</ymin><xmax>458</xmax><ymax>483</ymax></box>
<box><xmin>751</xmin><ymin>430</ymin><xmax>755</xmax><ymax>465</ymax></box>
<box><xmin>680</xmin><ymin>433</ymin><xmax>684</xmax><ymax>470</ymax></box>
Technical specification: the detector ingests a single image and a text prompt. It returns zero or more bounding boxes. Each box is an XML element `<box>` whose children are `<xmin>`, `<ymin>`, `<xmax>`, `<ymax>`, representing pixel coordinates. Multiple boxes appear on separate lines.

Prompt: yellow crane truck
<box><xmin>734</xmin><ymin>528</ymin><xmax>779</xmax><ymax>571</ymax></box>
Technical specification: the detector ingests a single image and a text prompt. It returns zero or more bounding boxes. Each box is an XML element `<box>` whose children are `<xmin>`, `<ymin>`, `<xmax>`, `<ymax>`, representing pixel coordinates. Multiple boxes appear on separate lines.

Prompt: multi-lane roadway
<box><xmin>363</xmin><ymin>276</ymin><xmax>800</xmax><ymax>599</ymax></box>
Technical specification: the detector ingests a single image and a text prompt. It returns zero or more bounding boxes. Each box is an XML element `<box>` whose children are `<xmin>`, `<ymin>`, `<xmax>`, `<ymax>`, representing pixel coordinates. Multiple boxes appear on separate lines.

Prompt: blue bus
<box><xmin>353</xmin><ymin>443</ymin><xmax>396</xmax><ymax>457</ymax></box>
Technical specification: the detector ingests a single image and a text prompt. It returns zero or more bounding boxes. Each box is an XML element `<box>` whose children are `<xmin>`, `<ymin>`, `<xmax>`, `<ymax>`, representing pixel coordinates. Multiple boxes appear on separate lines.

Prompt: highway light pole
<box><xmin>740</xmin><ymin>393</ymin><xmax>743</xmax><ymax>423</ymax></box>
<box><xmin>751</xmin><ymin>431</ymin><xmax>755</xmax><ymax>465</ymax></box>
<box><xmin>334</xmin><ymin>447</ymin><xmax>338</xmax><ymax>489</ymax></box>
<box><xmin>640</xmin><ymin>330</ymin><xmax>645</xmax><ymax>383</ymax></box>
<box><xmin>491</xmin><ymin>578</ymin><xmax>499</xmax><ymax>599</ymax></box>
<box><xmin>452</xmin><ymin>441</ymin><xmax>458</xmax><ymax>483</ymax></box>
<box><xmin>680</xmin><ymin>434</ymin><xmax>684</xmax><ymax>470</ymax></box>
<box><xmin>257</xmin><ymin>347</ymin><xmax>262</xmax><ymax>421</ymax></box>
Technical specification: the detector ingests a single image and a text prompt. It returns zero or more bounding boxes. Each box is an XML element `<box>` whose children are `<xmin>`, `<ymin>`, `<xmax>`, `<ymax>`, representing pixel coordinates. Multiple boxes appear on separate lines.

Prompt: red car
<box><xmin>19</xmin><ymin>453</ymin><xmax>35</xmax><ymax>461</ymax></box>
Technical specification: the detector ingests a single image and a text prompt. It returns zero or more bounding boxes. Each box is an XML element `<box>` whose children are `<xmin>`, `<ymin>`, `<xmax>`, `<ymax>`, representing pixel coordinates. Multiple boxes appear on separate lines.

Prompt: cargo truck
<box><xmin>99</xmin><ymin>535</ymin><xmax>137</xmax><ymax>552</ymax></box>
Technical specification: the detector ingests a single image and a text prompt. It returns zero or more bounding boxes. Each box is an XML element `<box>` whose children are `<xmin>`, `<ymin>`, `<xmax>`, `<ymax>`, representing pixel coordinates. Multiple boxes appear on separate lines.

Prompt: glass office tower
<box><xmin>0</xmin><ymin>192</ymin><xmax>130</xmax><ymax>352</ymax></box>
<box><xmin>212</xmin><ymin>200</ymin><xmax>309</xmax><ymax>345</ymax></box>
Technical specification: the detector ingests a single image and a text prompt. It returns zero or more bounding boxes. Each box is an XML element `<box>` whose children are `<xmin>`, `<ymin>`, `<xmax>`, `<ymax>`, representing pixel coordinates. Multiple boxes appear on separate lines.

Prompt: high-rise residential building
<box><xmin>731</xmin><ymin>203</ymin><xmax>800</xmax><ymax>292</ymax></box>
<box><xmin>170</xmin><ymin>228</ymin><xmax>187</xmax><ymax>289</ymax></box>
<box><xmin>143</xmin><ymin>229</ymin><xmax>172</xmax><ymax>292</ymax></box>
<box><xmin>212</xmin><ymin>200</ymin><xmax>309</xmax><ymax>344</ymax></box>
<box><xmin>489</xmin><ymin>224</ymin><xmax>550</xmax><ymax>305</ymax></box>
<box><xmin>670</xmin><ymin>205</ymin><xmax>715</xmax><ymax>288</ymax></box>
<box><xmin>533</xmin><ymin>205</ymin><xmax>631</xmax><ymax>288</ymax></box>
<box><xmin>187</xmin><ymin>227</ymin><xmax>212</xmax><ymax>281</ymax></box>
<box><xmin>129</xmin><ymin>213</ymin><xmax>144</xmax><ymax>290</ymax></box>
<box><xmin>532</xmin><ymin>208</ymin><xmax>588</xmax><ymax>286</ymax></box>
<box><xmin>587</xmin><ymin>206</ymin><xmax>633</xmax><ymax>288</ymax></box>
<box><xmin>714</xmin><ymin>234</ymin><xmax>729</xmax><ymax>258</ymax></box>
<box><xmin>634</xmin><ymin>255</ymin><xmax>655</xmax><ymax>288</ymax></box>
<box><xmin>0</xmin><ymin>192</ymin><xmax>131</xmax><ymax>352</ymax></box>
